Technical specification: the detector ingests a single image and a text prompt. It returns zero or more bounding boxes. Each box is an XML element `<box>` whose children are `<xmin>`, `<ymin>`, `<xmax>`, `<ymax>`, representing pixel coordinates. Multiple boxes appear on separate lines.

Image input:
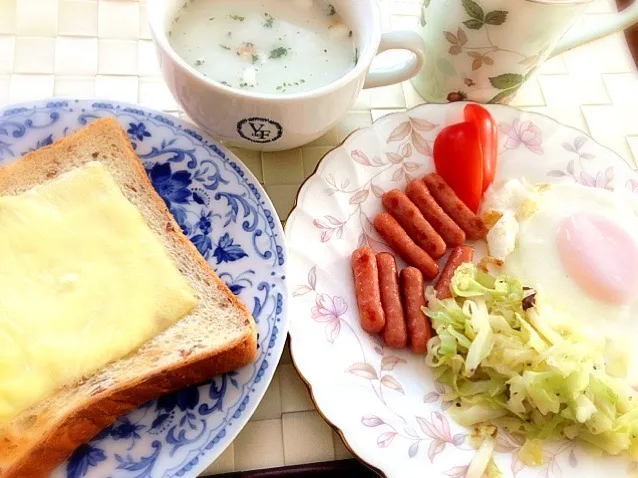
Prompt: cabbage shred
<box><xmin>424</xmin><ymin>263</ymin><xmax>638</xmax><ymax>463</ymax></box>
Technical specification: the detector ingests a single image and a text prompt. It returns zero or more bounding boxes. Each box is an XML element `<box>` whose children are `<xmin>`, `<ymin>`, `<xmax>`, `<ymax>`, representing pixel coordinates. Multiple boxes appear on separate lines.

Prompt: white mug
<box><xmin>412</xmin><ymin>0</ymin><xmax>638</xmax><ymax>104</ymax></box>
<box><xmin>148</xmin><ymin>0</ymin><xmax>427</xmax><ymax>151</ymax></box>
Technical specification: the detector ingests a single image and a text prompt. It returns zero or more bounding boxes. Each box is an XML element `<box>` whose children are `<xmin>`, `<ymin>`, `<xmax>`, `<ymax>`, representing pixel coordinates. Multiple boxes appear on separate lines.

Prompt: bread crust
<box><xmin>2</xmin><ymin>333</ymin><xmax>256</xmax><ymax>478</ymax></box>
<box><xmin>0</xmin><ymin>118</ymin><xmax>258</xmax><ymax>477</ymax></box>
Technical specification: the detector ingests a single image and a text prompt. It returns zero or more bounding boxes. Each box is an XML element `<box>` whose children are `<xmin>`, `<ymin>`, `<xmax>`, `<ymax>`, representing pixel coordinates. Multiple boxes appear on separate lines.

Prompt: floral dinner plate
<box><xmin>0</xmin><ymin>99</ymin><xmax>287</xmax><ymax>478</ymax></box>
<box><xmin>286</xmin><ymin>102</ymin><xmax>638</xmax><ymax>478</ymax></box>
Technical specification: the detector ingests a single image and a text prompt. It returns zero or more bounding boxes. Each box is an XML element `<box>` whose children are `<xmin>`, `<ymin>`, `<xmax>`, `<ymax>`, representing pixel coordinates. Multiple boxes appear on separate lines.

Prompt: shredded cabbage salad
<box><xmin>424</xmin><ymin>263</ymin><xmax>638</xmax><ymax>466</ymax></box>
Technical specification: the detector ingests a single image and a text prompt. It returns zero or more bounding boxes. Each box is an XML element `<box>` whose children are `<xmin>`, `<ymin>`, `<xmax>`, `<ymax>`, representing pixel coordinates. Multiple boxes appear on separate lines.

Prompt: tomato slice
<box><xmin>433</xmin><ymin>121</ymin><xmax>483</xmax><ymax>213</ymax></box>
<box><xmin>464</xmin><ymin>104</ymin><xmax>498</xmax><ymax>192</ymax></box>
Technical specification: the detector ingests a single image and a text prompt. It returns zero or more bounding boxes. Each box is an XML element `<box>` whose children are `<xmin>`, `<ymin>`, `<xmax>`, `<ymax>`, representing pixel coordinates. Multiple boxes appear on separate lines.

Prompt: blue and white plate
<box><xmin>0</xmin><ymin>99</ymin><xmax>288</xmax><ymax>478</ymax></box>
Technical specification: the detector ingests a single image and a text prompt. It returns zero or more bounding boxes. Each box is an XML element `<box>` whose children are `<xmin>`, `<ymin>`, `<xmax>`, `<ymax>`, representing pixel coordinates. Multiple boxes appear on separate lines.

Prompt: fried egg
<box><xmin>482</xmin><ymin>180</ymin><xmax>638</xmax><ymax>378</ymax></box>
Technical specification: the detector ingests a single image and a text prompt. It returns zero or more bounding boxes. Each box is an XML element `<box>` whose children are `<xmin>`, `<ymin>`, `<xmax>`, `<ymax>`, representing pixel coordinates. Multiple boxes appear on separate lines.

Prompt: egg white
<box><xmin>485</xmin><ymin>182</ymin><xmax>638</xmax><ymax>379</ymax></box>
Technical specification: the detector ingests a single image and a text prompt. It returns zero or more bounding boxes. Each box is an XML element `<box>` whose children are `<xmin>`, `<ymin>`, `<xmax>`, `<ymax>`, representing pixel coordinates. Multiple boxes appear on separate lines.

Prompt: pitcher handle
<box><xmin>363</xmin><ymin>31</ymin><xmax>426</xmax><ymax>89</ymax></box>
<box><xmin>550</xmin><ymin>1</ymin><xmax>638</xmax><ymax>57</ymax></box>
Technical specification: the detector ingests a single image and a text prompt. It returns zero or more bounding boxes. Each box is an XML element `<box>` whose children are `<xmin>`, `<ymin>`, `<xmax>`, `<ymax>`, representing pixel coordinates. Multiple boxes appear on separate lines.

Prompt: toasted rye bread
<box><xmin>0</xmin><ymin>118</ymin><xmax>258</xmax><ymax>477</ymax></box>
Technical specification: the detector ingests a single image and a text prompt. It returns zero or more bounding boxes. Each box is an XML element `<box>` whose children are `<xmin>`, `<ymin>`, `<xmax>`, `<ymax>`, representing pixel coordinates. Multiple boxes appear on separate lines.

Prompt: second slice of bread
<box><xmin>0</xmin><ymin>118</ymin><xmax>258</xmax><ymax>478</ymax></box>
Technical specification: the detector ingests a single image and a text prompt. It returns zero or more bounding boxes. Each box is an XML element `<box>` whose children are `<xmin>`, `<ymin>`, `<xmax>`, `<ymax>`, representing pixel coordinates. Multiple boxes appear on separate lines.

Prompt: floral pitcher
<box><xmin>412</xmin><ymin>0</ymin><xmax>638</xmax><ymax>103</ymax></box>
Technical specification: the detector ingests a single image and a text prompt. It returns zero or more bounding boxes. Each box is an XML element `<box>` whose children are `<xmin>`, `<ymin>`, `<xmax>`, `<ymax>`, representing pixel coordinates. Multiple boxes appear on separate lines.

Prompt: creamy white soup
<box><xmin>169</xmin><ymin>0</ymin><xmax>357</xmax><ymax>94</ymax></box>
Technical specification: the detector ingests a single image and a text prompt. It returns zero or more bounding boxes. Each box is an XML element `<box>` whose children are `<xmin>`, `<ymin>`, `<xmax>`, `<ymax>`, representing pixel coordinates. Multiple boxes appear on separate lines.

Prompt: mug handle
<box><xmin>363</xmin><ymin>31</ymin><xmax>426</xmax><ymax>89</ymax></box>
<box><xmin>550</xmin><ymin>1</ymin><xmax>638</xmax><ymax>57</ymax></box>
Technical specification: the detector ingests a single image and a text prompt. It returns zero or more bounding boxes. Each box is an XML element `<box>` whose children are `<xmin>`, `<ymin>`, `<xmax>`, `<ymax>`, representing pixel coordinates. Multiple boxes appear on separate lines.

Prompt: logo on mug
<box><xmin>237</xmin><ymin>117</ymin><xmax>283</xmax><ymax>144</ymax></box>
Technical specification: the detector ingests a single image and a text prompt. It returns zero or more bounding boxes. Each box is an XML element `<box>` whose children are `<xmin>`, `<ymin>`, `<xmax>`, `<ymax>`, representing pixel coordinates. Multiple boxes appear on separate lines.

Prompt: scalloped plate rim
<box><xmin>0</xmin><ymin>98</ymin><xmax>289</xmax><ymax>478</ymax></box>
<box><xmin>285</xmin><ymin>101</ymin><xmax>637</xmax><ymax>478</ymax></box>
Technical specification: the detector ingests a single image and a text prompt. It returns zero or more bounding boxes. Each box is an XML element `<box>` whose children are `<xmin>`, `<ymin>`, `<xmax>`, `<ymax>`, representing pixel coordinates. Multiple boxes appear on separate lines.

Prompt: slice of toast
<box><xmin>0</xmin><ymin>118</ymin><xmax>258</xmax><ymax>477</ymax></box>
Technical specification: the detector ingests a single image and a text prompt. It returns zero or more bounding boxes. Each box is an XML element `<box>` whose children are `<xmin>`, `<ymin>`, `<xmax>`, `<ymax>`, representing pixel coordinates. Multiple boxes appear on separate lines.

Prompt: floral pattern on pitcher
<box><xmin>412</xmin><ymin>0</ymin><xmax>599</xmax><ymax>103</ymax></box>
<box><xmin>440</xmin><ymin>0</ymin><xmax>544</xmax><ymax>103</ymax></box>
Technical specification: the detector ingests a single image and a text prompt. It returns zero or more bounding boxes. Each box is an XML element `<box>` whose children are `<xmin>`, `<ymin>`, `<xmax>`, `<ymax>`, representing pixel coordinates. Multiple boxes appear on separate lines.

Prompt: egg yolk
<box><xmin>557</xmin><ymin>212</ymin><xmax>638</xmax><ymax>304</ymax></box>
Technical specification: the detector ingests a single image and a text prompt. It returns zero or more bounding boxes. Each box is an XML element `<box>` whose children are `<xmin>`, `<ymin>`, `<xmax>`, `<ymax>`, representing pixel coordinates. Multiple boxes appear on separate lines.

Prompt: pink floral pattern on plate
<box><xmin>295</xmin><ymin>267</ymin><xmax>471</xmax><ymax>464</ymax></box>
<box><xmin>311</xmin><ymin>293</ymin><xmax>346</xmax><ymax>343</ymax></box>
<box><xmin>545</xmin><ymin>136</ymin><xmax>615</xmax><ymax>190</ymax></box>
<box><xmin>312</xmin><ymin>117</ymin><xmax>438</xmax><ymax>247</ymax></box>
<box><xmin>287</xmin><ymin>103</ymin><xmax>638</xmax><ymax>478</ymax></box>
<box><xmin>500</xmin><ymin>119</ymin><xmax>544</xmax><ymax>155</ymax></box>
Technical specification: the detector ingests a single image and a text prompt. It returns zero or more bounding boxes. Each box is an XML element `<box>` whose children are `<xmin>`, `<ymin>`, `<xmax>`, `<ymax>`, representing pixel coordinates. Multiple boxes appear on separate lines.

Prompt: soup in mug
<box><xmin>169</xmin><ymin>0</ymin><xmax>358</xmax><ymax>94</ymax></box>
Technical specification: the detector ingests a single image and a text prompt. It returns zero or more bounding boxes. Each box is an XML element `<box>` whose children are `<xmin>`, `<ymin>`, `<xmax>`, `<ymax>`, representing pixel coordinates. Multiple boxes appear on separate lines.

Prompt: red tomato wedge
<box><xmin>464</xmin><ymin>104</ymin><xmax>498</xmax><ymax>192</ymax></box>
<box><xmin>432</xmin><ymin>121</ymin><xmax>483</xmax><ymax>213</ymax></box>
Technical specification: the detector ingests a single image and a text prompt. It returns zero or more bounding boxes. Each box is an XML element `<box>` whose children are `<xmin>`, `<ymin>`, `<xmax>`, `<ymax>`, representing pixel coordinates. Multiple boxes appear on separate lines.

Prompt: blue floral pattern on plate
<box><xmin>0</xmin><ymin>99</ymin><xmax>288</xmax><ymax>478</ymax></box>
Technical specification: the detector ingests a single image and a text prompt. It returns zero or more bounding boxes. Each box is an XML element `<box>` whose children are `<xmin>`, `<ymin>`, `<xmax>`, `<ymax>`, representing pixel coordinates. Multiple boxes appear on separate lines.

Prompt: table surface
<box><xmin>1</xmin><ymin>0</ymin><xmax>637</xmax><ymax>475</ymax></box>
